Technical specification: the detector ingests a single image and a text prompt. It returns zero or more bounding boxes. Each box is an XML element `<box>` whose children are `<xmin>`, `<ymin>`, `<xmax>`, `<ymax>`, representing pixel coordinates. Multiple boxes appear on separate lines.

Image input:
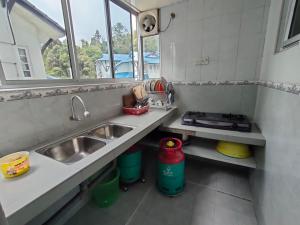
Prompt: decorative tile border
<box><xmin>0</xmin><ymin>82</ymin><xmax>140</xmax><ymax>102</ymax></box>
<box><xmin>0</xmin><ymin>80</ymin><xmax>299</xmax><ymax>102</ymax></box>
<box><xmin>171</xmin><ymin>80</ymin><xmax>257</xmax><ymax>86</ymax></box>
<box><xmin>172</xmin><ymin>80</ymin><xmax>300</xmax><ymax>95</ymax></box>
<box><xmin>257</xmin><ymin>80</ymin><xmax>300</xmax><ymax>95</ymax></box>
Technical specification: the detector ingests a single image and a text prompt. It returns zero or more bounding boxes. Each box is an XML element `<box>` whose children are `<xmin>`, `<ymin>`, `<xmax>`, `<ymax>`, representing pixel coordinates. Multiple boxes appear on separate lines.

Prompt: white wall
<box><xmin>160</xmin><ymin>0</ymin><xmax>269</xmax><ymax>82</ymax></box>
<box><xmin>10</xmin><ymin>11</ymin><xmax>47</xmax><ymax>80</ymax></box>
<box><xmin>0</xmin><ymin>6</ymin><xmax>49</xmax><ymax>81</ymax></box>
<box><xmin>259</xmin><ymin>0</ymin><xmax>300</xmax><ymax>83</ymax></box>
<box><xmin>0</xmin><ymin>6</ymin><xmax>20</xmax><ymax>81</ymax></box>
<box><xmin>157</xmin><ymin>0</ymin><xmax>268</xmax><ymax>117</ymax></box>
<box><xmin>252</xmin><ymin>1</ymin><xmax>300</xmax><ymax>225</ymax></box>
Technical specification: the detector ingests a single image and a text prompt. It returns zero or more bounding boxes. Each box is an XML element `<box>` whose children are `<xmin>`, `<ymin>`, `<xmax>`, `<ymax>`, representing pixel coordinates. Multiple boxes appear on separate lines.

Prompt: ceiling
<box><xmin>123</xmin><ymin>0</ymin><xmax>183</xmax><ymax>12</ymax></box>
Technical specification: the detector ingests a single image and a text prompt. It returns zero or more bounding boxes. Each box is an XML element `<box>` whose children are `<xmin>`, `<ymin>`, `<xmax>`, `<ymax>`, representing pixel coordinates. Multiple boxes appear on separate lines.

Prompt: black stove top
<box><xmin>182</xmin><ymin>111</ymin><xmax>251</xmax><ymax>132</ymax></box>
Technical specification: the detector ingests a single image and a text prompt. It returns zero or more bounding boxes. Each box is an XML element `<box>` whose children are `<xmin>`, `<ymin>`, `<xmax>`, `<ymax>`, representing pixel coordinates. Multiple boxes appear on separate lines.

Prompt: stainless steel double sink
<box><xmin>36</xmin><ymin>123</ymin><xmax>133</xmax><ymax>164</ymax></box>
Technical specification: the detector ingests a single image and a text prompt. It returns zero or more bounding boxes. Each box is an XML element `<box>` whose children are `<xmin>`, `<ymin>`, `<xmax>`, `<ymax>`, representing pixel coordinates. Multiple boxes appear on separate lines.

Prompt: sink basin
<box><xmin>90</xmin><ymin>123</ymin><xmax>133</xmax><ymax>140</ymax></box>
<box><xmin>37</xmin><ymin>136</ymin><xmax>106</xmax><ymax>164</ymax></box>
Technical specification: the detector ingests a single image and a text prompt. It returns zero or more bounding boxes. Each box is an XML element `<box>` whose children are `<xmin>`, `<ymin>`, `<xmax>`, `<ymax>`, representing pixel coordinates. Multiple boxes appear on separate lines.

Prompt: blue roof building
<box><xmin>96</xmin><ymin>52</ymin><xmax>160</xmax><ymax>79</ymax></box>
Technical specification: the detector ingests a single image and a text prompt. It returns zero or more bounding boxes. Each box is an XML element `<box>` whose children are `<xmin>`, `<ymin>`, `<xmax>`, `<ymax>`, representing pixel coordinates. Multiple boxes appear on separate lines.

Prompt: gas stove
<box><xmin>181</xmin><ymin>111</ymin><xmax>252</xmax><ymax>132</ymax></box>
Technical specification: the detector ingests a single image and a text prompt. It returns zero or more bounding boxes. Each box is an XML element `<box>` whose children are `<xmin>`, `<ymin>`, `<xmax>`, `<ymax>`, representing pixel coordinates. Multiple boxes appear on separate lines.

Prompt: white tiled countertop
<box><xmin>0</xmin><ymin>107</ymin><xmax>177</xmax><ymax>225</ymax></box>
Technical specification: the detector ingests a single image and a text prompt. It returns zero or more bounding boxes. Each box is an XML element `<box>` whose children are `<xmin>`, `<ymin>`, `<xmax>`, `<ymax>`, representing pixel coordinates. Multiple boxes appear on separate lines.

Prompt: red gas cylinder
<box><xmin>158</xmin><ymin>138</ymin><xmax>185</xmax><ymax>164</ymax></box>
<box><xmin>157</xmin><ymin>138</ymin><xmax>185</xmax><ymax>196</ymax></box>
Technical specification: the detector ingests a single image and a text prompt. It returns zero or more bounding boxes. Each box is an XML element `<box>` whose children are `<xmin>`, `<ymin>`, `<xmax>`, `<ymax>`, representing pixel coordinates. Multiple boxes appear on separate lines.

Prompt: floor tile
<box><xmin>63</xmin><ymin>155</ymin><xmax>256</xmax><ymax>225</ymax></box>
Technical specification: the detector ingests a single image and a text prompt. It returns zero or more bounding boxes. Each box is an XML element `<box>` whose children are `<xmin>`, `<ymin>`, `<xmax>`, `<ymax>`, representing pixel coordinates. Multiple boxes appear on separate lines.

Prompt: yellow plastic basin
<box><xmin>216</xmin><ymin>141</ymin><xmax>251</xmax><ymax>159</ymax></box>
<box><xmin>0</xmin><ymin>151</ymin><xmax>30</xmax><ymax>178</ymax></box>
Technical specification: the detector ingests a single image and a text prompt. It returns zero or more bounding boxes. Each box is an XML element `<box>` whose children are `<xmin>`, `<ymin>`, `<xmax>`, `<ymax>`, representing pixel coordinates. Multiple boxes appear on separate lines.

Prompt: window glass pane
<box><xmin>70</xmin><ymin>0</ymin><xmax>111</xmax><ymax>79</ymax></box>
<box><xmin>131</xmin><ymin>14</ymin><xmax>139</xmax><ymax>79</ymax></box>
<box><xmin>289</xmin><ymin>0</ymin><xmax>300</xmax><ymax>38</ymax></box>
<box><xmin>24</xmin><ymin>71</ymin><xmax>31</xmax><ymax>77</ymax></box>
<box><xmin>18</xmin><ymin>48</ymin><xmax>26</xmax><ymax>56</ymax></box>
<box><xmin>0</xmin><ymin>0</ymin><xmax>72</xmax><ymax>80</ymax></box>
<box><xmin>110</xmin><ymin>1</ymin><xmax>134</xmax><ymax>79</ymax></box>
<box><xmin>143</xmin><ymin>35</ymin><xmax>160</xmax><ymax>79</ymax></box>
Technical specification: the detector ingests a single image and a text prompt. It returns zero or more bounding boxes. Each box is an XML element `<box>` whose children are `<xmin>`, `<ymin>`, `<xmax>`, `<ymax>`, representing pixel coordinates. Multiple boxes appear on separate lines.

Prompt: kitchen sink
<box><xmin>89</xmin><ymin>123</ymin><xmax>133</xmax><ymax>140</ymax></box>
<box><xmin>37</xmin><ymin>136</ymin><xmax>106</xmax><ymax>164</ymax></box>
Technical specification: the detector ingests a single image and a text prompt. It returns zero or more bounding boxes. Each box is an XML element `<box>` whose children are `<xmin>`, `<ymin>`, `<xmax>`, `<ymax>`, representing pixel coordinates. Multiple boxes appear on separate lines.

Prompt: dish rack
<box><xmin>147</xmin><ymin>91</ymin><xmax>172</xmax><ymax>111</ymax></box>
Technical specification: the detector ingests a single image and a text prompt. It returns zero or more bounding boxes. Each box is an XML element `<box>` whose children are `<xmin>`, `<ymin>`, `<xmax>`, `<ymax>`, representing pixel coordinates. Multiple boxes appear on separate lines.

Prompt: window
<box><xmin>143</xmin><ymin>35</ymin><xmax>160</xmax><ymax>79</ymax></box>
<box><xmin>109</xmin><ymin>1</ymin><xmax>134</xmax><ymax>79</ymax></box>
<box><xmin>0</xmin><ymin>0</ymin><xmax>139</xmax><ymax>86</ymax></box>
<box><xmin>0</xmin><ymin>0</ymin><xmax>72</xmax><ymax>81</ymax></box>
<box><xmin>17</xmin><ymin>47</ymin><xmax>32</xmax><ymax>78</ymax></box>
<box><xmin>277</xmin><ymin>0</ymin><xmax>300</xmax><ymax>51</ymax></box>
<box><xmin>131</xmin><ymin>14</ymin><xmax>140</xmax><ymax>79</ymax></box>
<box><xmin>70</xmin><ymin>0</ymin><xmax>111</xmax><ymax>79</ymax></box>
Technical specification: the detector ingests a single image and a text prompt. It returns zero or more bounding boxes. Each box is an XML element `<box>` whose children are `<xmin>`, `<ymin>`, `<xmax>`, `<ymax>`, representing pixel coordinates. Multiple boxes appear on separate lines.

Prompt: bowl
<box><xmin>0</xmin><ymin>151</ymin><xmax>30</xmax><ymax>178</ymax></box>
<box><xmin>216</xmin><ymin>141</ymin><xmax>251</xmax><ymax>159</ymax></box>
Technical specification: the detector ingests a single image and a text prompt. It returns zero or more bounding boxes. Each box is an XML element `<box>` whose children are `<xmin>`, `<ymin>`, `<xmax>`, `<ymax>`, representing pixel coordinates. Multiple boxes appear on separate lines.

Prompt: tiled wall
<box><xmin>160</xmin><ymin>0</ymin><xmax>269</xmax><ymax>82</ymax></box>
<box><xmin>158</xmin><ymin>0</ymin><xmax>269</xmax><ymax>117</ymax></box>
<box><xmin>252</xmin><ymin>87</ymin><xmax>300</xmax><ymax>225</ymax></box>
<box><xmin>0</xmin><ymin>87</ymin><xmax>131</xmax><ymax>156</ymax></box>
<box><xmin>174</xmin><ymin>84</ymin><xmax>257</xmax><ymax>119</ymax></box>
<box><xmin>251</xmin><ymin>0</ymin><xmax>300</xmax><ymax>225</ymax></box>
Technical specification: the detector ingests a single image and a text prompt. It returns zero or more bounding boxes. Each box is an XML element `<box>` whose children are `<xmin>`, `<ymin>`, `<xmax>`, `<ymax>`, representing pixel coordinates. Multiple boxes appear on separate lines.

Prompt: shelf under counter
<box><xmin>159</xmin><ymin>115</ymin><xmax>266</xmax><ymax>147</ymax></box>
<box><xmin>140</xmin><ymin>135</ymin><xmax>256</xmax><ymax>169</ymax></box>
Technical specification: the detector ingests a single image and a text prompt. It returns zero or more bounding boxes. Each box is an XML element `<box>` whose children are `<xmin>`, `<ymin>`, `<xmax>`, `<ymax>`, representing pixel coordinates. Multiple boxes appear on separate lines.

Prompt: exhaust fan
<box><xmin>138</xmin><ymin>9</ymin><xmax>159</xmax><ymax>37</ymax></box>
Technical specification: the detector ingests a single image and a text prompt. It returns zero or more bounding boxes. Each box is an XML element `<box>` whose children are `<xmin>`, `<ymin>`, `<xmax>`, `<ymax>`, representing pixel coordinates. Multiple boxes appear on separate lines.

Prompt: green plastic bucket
<box><xmin>92</xmin><ymin>168</ymin><xmax>120</xmax><ymax>208</ymax></box>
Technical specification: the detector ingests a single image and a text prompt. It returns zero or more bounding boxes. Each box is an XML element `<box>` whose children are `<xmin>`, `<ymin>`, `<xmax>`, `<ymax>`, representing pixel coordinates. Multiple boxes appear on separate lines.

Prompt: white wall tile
<box><xmin>201</xmin><ymin>64</ymin><xmax>219</xmax><ymax>81</ymax></box>
<box><xmin>160</xmin><ymin>0</ymin><xmax>267</xmax><ymax>82</ymax></box>
<box><xmin>220</xmin><ymin>13</ymin><xmax>242</xmax><ymax>38</ymax></box>
<box><xmin>203</xmin><ymin>0</ymin><xmax>223</xmax><ymax>18</ymax></box>
<box><xmin>223</xmin><ymin>0</ymin><xmax>243</xmax><ymax>14</ymax></box>
<box><xmin>243</xmin><ymin>0</ymin><xmax>266</xmax><ymax>11</ymax></box>
<box><xmin>236</xmin><ymin>57</ymin><xmax>257</xmax><ymax>80</ymax></box>
<box><xmin>202</xmin><ymin>16</ymin><xmax>222</xmax><ymax>42</ymax></box>
<box><xmin>240</xmin><ymin>7</ymin><xmax>265</xmax><ymax>35</ymax></box>
<box><xmin>218</xmin><ymin>59</ymin><xmax>237</xmax><ymax>81</ymax></box>
<box><xmin>188</xmin><ymin>0</ymin><xmax>205</xmax><ymax>22</ymax></box>
<box><xmin>238</xmin><ymin>34</ymin><xmax>262</xmax><ymax>59</ymax></box>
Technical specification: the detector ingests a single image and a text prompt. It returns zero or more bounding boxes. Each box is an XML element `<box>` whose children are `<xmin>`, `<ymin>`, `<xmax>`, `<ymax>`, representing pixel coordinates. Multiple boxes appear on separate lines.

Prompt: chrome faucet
<box><xmin>70</xmin><ymin>95</ymin><xmax>90</xmax><ymax>121</ymax></box>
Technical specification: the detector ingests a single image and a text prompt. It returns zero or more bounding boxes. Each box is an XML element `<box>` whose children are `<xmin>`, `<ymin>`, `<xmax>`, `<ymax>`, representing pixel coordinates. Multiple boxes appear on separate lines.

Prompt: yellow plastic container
<box><xmin>0</xmin><ymin>151</ymin><xmax>30</xmax><ymax>178</ymax></box>
<box><xmin>216</xmin><ymin>141</ymin><xmax>251</xmax><ymax>159</ymax></box>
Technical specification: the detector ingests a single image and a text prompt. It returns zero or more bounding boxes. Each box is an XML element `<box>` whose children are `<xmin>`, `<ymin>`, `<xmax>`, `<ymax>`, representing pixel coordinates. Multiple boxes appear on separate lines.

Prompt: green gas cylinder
<box><xmin>118</xmin><ymin>146</ymin><xmax>142</xmax><ymax>183</ymax></box>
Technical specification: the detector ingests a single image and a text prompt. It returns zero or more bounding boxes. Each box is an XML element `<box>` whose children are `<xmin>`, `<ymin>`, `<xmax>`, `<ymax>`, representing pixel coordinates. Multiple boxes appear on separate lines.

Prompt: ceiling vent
<box><xmin>138</xmin><ymin>9</ymin><xmax>159</xmax><ymax>37</ymax></box>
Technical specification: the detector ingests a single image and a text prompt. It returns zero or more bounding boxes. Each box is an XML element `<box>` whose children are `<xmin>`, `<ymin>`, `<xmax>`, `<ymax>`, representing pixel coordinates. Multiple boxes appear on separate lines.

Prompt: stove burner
<box><xmin>182</xmin><ymin>111</ymin><xmax>251</xmax><ymax>132</ymax></box>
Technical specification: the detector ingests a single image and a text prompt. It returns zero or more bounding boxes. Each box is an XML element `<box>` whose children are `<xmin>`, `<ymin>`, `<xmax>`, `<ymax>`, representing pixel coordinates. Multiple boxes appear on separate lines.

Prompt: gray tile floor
<box><xmin>64</xmin><ymin>151</ymin><xmax>257</xmax><ymax>225</ymax></box>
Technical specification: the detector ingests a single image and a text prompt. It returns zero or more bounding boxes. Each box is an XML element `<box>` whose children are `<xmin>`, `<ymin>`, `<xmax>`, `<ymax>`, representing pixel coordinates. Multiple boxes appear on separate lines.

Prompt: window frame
<box><xmin>0</xmin><ymin>0</ymin><xmax>141</xmax><ymax>89</ymax></box>
<box><xmin>141</xmin><ymin>34</ymin><xmax>161</xmax><ymax>80</ymax></box>
<box><xmin>17</xmin><ymin>46</ymin><xmax>33</xmax><ymax>78</ymax></box>
<box><xmin>276</xmin><ymin>0</ymin><xmax>300</xmax><ymax>52</ymax></box>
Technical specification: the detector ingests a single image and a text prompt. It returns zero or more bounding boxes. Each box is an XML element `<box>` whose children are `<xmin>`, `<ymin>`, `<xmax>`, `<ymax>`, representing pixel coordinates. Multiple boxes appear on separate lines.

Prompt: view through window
<box><xmin>70</xmin><ymin>0</ymin><xmax>111</xmax><ymax>79</ymax></box>
<box><xmin>109</xmin><ymin>1</ymin><xmax>134</xmax><ymax>79</ymax></box>
<box><xmin>143</xmin><ymin>35</ymin><xmax>160</xmax><ymax>79</ymax></box>
<box><xmin>0</xmin><ymin>0</ymin><xmax>142</xmax><ymax>84</ymax></box>
<box><xmin>0</xmin><ymin>0</ymin><xmax>72</xmax><ymax>81</ymax></box>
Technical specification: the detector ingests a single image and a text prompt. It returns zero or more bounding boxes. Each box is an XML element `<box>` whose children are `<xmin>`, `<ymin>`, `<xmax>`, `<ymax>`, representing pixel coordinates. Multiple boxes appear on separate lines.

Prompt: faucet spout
<box><xmin>70</xmin><ymin>95</ymin><xmax>90</xmax><ymax>121</ymax></box>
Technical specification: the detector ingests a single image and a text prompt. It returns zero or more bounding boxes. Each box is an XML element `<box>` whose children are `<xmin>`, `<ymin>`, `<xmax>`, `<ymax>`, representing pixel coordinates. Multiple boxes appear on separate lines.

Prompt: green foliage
<box><xmin>42</xmin><ymin>23</ymin><xmax>152</xmax><ymax>79</ymax></box>
<box><xmin>43</xmin><ymin>39</ymin><xmax>71</xmax><ymax>79</ymax></box>
<box><xmin>143</xmin><ymin>35</ymin><xmax>159</xmax><ymax>52</ymax></box>
<box><xmin>112</xmin><ymin>22</ymin><xmax>132</xmax><ymax>54</ymax></box>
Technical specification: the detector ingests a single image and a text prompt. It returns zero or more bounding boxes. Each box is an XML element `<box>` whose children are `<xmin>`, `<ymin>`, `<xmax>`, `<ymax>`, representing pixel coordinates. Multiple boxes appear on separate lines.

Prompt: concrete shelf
<box><xmin>183</xmin><ymin>138</ymin><xmax>256</xmax><ymax>169</ymax></box>
<box><xmin>159</xmin><ymin>116</ymin><xmax>266</xmax><ymax>147</ymax></box>
<box><xmin>140</xmin><ymin>136</ymin><xmax>256</xmax><ymax>169</ymax></box>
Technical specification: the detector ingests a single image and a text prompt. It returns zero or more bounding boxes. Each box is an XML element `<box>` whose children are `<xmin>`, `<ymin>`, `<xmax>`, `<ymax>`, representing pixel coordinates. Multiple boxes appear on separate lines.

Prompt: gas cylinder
<box><xmin>157</xmin><ymin>138</ymin><xmax>185</xmax><ymax>196</ymax></box>
<box><xmin>118</xmin><ymin>145</ymin><xmax>142</xmax><ymax>184</ymax></box>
